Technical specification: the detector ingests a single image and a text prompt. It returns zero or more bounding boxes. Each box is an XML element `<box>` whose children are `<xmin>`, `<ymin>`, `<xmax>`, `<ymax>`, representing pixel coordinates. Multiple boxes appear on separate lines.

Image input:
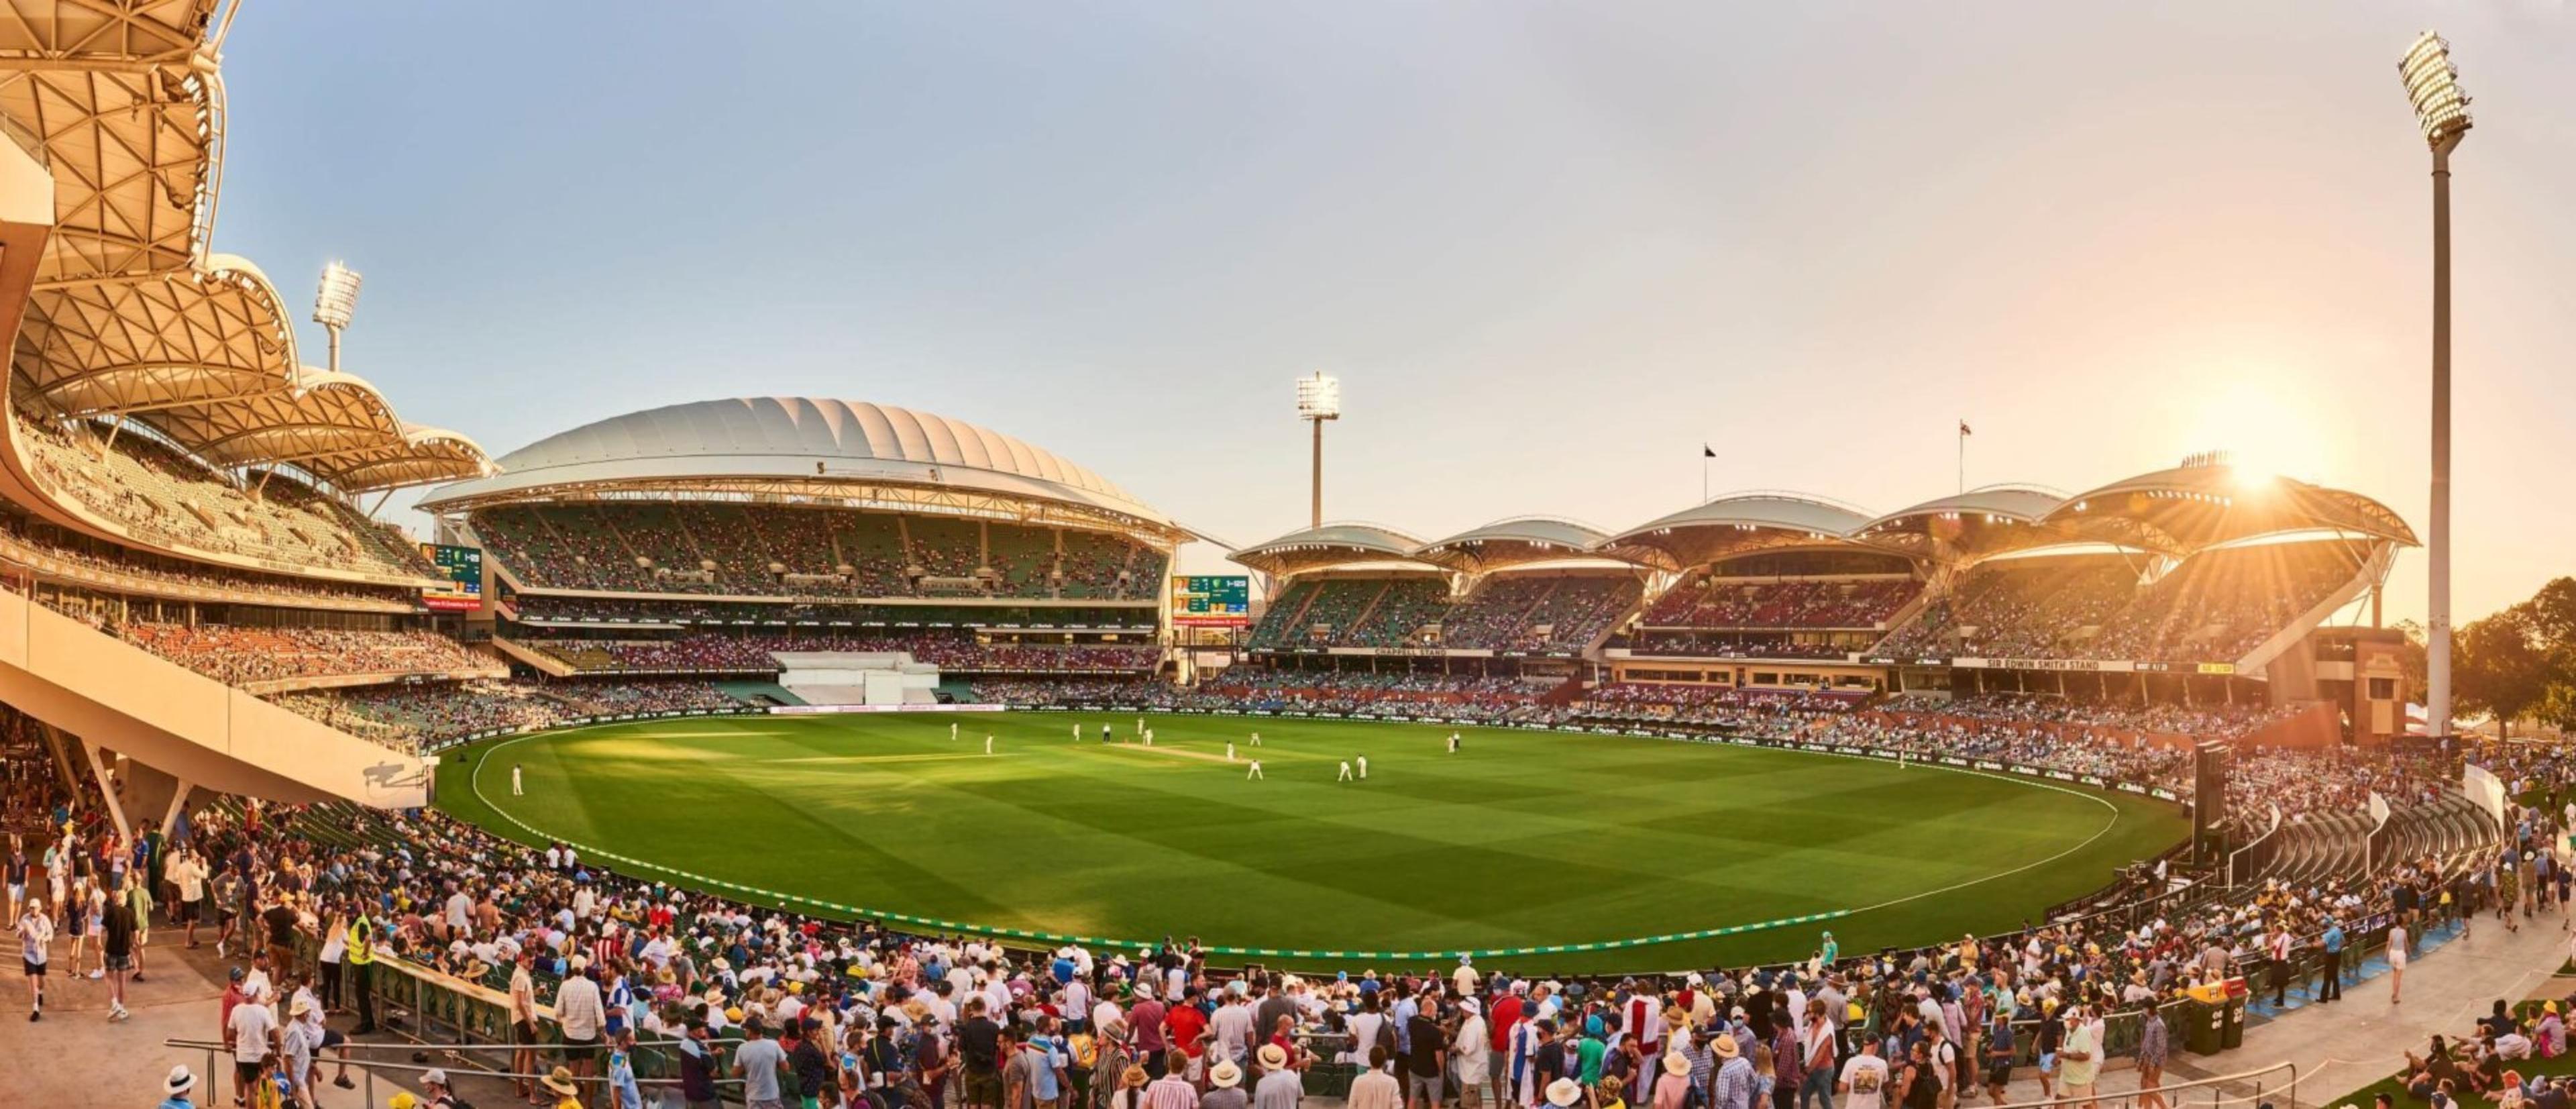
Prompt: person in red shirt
<box><xmin>1487</xmin><ymin>989</ymin><xmax>1523</xmax><ymax>1106</ymax></box>
<box><xmin>1163</xmin><ymin>990</ymin><xmax>1210</xmax><ymax>1083</ymax></box>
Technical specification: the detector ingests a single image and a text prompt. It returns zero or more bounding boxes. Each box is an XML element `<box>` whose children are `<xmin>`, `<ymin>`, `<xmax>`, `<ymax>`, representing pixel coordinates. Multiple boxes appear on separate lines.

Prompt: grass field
<box><xmin>433</xmin><ymin>712</ymin><xmax>2188</xmax><ymax>973</ymax></box>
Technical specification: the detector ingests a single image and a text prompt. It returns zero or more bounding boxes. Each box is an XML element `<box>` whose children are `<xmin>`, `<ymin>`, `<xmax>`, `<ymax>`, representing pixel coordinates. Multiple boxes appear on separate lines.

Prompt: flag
<box><xmin>1702</xmin><ymin>444</ymin><xmax>1716</xmax><ymax>458</ymax></box>
<box><xmin>1958</xmin><ymin>421</ymin><xmax>1973</xmax><ymax>437</ymax></box>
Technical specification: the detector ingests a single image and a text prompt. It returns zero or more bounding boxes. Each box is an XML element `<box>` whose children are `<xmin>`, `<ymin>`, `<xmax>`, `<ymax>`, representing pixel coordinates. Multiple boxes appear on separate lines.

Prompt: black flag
<box><xmin>1702</xmin><ymin>444</ymin><xmax>1716</xmax><ymax>458</ymax></box>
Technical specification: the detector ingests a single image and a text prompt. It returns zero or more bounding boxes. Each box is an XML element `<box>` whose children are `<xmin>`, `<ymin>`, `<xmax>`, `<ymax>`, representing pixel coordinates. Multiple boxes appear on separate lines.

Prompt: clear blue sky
<box><xmin>211</xmin><ymin>1</ymin><xmax>2576</xmax><ymax>624</ymax></box>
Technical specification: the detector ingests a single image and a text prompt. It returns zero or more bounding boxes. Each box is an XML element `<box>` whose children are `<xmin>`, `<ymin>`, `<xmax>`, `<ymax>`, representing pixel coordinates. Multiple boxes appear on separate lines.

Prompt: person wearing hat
<box><xmin>1835</xmin><ymin>1037</ymin><xmax>1887</xmax><ymax>1109</ymax></box>
<box><xmin>542</xmin><ymin>1066</ymin><xmax>584</xmax><ymax>1109</ymax></box>
<box><xmin>158</xmin><ymin>1065</ymin><xmax>199</xmax><ymax>1109</ymax></box>
<box><xmin>1252</xmin><ymin>1044</ymin><xmax>1302</xmax><ymax>1109</ymax></box>
<box><xmin>420</xmin><ymin>1068</ymin><xmax>459</xmax><ymax>1109</ymax></box>
<box><xmin>1651</xmin><ymin>1051</ymin><xmax>1694</xmax><ymax>1109</ymax></box>
<box><xmin>1711</xmin><ymin>1034</ymin><xmax>1756</xmax><ymax>1109</ymax></box>
<box><xmin>1546</xmin><ymin>1078</ymin><xmax>1586</xmax><ymax>1109</ymax></box>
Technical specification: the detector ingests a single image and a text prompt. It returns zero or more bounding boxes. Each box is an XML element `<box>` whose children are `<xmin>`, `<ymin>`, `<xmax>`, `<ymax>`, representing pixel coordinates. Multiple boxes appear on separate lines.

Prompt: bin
<box><xmin>1303</xmin><ymin>1063</ymin><xmax>1356</xmax><ymax>1100</ymax></box>
<box><xmin>2184</xmin><ymin>999</ymin><xmax>2224</xmax><ymax>1055</ymax></box>
<box><xmin>2221</xmin><ymin>994</ymin><xmax>2248</xmax><ymax>1049</ymax></box>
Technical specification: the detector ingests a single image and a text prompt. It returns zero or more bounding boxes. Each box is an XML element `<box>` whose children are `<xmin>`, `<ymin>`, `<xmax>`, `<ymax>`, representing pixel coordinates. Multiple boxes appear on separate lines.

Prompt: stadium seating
<box><xmin>1643</xmin><ymin>575</ymin><xmax>1918</xmax><ymax>629</ymax></box>
<box><xmin>469</xmin><ymin>502</ymin><xmax>1164</xmax><ymax>602</ymax></box>
<box><xmin>270</xmin><ymin>678</ymin><xmax>739</xmax><ymax>749</ymax></box>
<box><xmin>1441</xmin><ymin>576</ymin><xmax>1642</xmax><ymax>653</ymax></box>
<box><xmin>0</xmin><ymin>508</ymin><xmax>419</xmax><ymax>611</ymax></box>
<box><xmin>98</xmin><ymin>619</ymin><xmax>496</xmax><ymax>688</ymax></box>
<box><xmin>510</xmin><ymin>628</ymin><xmax>1159</xmax><ymax>674</ymax></box>
<box><xmin>13</xmin><ymin>410</ymin><xmax>440</xmax><ymax>582</ymax></box>
<box><xmin>1883</xmin><ymin>542</ymin><xmax>2360</xmax><ymax>663</ymax></box>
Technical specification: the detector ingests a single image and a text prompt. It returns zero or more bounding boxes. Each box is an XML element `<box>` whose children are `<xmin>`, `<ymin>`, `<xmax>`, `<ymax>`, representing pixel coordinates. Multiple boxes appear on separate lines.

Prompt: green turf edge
<box><xmin>431</xmin><ymin>712</ymin><xmax>2189</xmax><ymax>975</ymax></box>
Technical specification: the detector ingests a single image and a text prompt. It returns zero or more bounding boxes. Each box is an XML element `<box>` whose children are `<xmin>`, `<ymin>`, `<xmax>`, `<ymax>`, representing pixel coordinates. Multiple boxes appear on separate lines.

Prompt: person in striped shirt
<box><xmin>1142</xmin><ymin>1053</ymin><xmax>1200</xmax><ymax>1109</ymax></box>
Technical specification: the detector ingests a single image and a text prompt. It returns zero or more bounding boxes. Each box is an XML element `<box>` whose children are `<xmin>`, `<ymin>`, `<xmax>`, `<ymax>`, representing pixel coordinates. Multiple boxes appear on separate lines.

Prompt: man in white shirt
<box><xmin>557</xmin><ymin>961</ymin><xmax>608</xmax><ymax>1106</ymax></box>
<box><xmin>227</xmin><ymin>985</ymin><xmax>280</xmax><ymax>1107</ymax></box>
<box><xmin>1835</xmin><ymin>1039</ymin><xmax>1888</xmax><ymax>1109</ymax></box>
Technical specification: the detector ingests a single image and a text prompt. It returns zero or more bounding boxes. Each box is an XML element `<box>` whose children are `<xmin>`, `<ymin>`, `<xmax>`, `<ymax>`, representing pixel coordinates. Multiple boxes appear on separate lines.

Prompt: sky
<box><xmin>205</xmin><ymin>1</ymin><xmax>2576</xmax><ymax>626</ymax></box>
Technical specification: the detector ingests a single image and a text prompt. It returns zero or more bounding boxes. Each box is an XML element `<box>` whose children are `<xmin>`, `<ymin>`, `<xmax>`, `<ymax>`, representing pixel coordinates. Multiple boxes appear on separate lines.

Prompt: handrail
<box><xmin>1983</xmin><ymin>1061</ymin><xmax>2299</xmax><ymax>1109</ymax></box>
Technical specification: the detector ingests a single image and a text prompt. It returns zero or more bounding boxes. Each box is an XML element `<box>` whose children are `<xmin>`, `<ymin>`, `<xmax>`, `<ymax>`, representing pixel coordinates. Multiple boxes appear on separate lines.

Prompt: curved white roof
<box><xmin>1413</xmin><ymin>516</ymin><xmax>1632</xmax><ymax>572</ymax></box>
<box><xmin>422</xmin><ymin>397</ymin><xmax>1175</xmax><ymax>529</ymax></box>
<box><xmin>1229</xmin><ymin>521</ymin><xmax>1436</xmax><ymax>576</ymax></box>
<box><xmin>1857</xmin><ymin>486</ymin><xmax>2064</xmax><ymax>531</ymax></box>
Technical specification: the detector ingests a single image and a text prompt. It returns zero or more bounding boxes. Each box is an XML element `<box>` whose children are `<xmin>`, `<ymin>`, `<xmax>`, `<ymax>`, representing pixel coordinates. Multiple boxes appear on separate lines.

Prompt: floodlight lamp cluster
<box><xmin>313</xmin><ymin>261</ymin><xmax>364</xmax><ymax>329</ymax></box>
<box><xmin>1295</xmin><ymin>372</ymin><xmax>1342</xmax><ymax>420</ymax></box>
<box><xmin>2400</xmin><ymin>32</ymin><xmax>2473</xmax><ymax>148</ymax></box>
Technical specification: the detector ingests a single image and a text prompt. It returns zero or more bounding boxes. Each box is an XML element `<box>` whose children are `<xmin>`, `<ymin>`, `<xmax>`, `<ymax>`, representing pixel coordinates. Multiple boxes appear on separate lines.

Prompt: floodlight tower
<box><xmin>2400</xmin><ymin>32</ymin><xmax>2471</xmax><ymax>739</ymax></box>
<box><xmin>1295</xmin><ymin>372</ymin><xmax>1341</xmax><ymax>529</ymax></box>
<box><xmin>313</xmin><ymin>261</ymin><xmax>364</xmax><ymax>373</ymax></box>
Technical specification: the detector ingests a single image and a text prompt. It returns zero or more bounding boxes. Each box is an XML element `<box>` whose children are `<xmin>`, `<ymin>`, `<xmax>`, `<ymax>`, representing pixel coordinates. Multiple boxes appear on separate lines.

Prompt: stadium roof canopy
<box><xmin>420</xmin><ymin>397</ymin><xmax>1195</xmax><ymax>543</ymax></box>
<box><xmin>1597</xmin><ymin>492</ymin><xmax>1874</xmax><ymax>571</ymax></box>
<box><xmin>1</xmin><ymin>6</ymin><xmax>492</xmax><ymax>494</ymax></box>
<box><xmin>1411</xmin><ymin>516</ymin><xmax>1635</xmax><ymax>573</ymax></box>
<box><xmin>2041</xmin><ymin>460</ymin><xmax>2418</xmax><ymax>556</ymax></box>
<box><xmin>1229</xmin><ymin>521</ymin><xmax>1438</xmax><ymax>578</ymax></box>
<box><xmin>1851</xmin><ymin>485</ymin><xmax>2072</xmax><ymax>561</ymax></box>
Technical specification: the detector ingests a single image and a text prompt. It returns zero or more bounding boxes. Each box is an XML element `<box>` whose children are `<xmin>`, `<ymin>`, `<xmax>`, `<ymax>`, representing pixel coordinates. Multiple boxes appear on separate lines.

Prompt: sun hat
<box><xmin>1121</xmin><ymin>1065</ymin><xmax>1150</xmax><ymax>1089</ymax></box>
<box><xmin>1546</xmin><ymin>1078</ymin><xmax>1586</xmax><ymax>1107</ymax></box>
<box><xmin>1713</xmin><ymin>1036</ymin><xmax>1741</xmax><ymax>1060</ymax></box>
<box><xmin>290</xmin><ymin>995</ymin><xmax>314</xmax><ymax>1018</ymax></box>
<box><xmin>1258</xmin><ymin>1043</ymin><xmax>1289</xmax><ymax>1069</ymax></box>
<box><xmin>541</xmin><ymin>1067</ymin><xmax>580</xmax><ymax>1096</ymax></box>
<box><xmin>1664</xmin><ymin>1051</ymin><xmax>1691</xmax><ymax>1077</ymax></box>
<box><xmin>1210</xmin><ymin>1061</ymin><xmax>1244</xmax><ymax>1089</ymax></box>
<box><xmin>165</xmin><ymin>1067</ymin><xmax>197</xmax><ymax>1096</ymax></box>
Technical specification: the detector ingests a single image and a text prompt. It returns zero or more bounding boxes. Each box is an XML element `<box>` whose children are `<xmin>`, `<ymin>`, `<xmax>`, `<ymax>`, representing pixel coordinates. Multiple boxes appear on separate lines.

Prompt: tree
<box><xmin>2453</xmin><ymin>578</ymin><xmax>2576</xmax><ymax>738</ymax></box>
<box><xmin>2455</xmin><ymin>607</ymin><xmax>2546</xmax><ymax>738</ymax></box>
<box><xmin>2390</xmin><ymin>619</ymin><xmax>2429</xmax><ymax>707</ymax></box>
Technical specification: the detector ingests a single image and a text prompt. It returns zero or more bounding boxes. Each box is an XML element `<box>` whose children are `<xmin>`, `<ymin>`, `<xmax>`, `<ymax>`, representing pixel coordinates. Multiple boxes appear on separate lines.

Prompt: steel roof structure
<box><xmin>1</xmin><ymin>1</ymin><xmax>490</xmax><ymax>496</ymax></box>
<box><xmin>421</xmin><ymin>397</ymin><xmax>1197</xmax><ymax>545</ymax></box>
<box><xmin>2043</xmin><ymin>462</ymin><xmax>2418</xmax><ymax>556</ymax></box>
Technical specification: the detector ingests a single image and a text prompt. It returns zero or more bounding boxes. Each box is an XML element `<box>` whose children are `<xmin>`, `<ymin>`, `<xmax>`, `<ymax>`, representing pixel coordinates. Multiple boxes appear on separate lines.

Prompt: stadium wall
<box><xmin>0</xmin><ymin>589</ymin><xmax>430</xmax><ymax>807</ymax></box>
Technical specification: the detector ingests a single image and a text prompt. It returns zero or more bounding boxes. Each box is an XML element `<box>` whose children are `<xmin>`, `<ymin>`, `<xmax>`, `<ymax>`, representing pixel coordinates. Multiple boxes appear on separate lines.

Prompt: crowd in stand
<box><xmin>1621</xmin><ymin>633</ymin><xmax>1862</xmax><ymax>660</ymax></box>
<box><xmin>61</xmin><ymin>613</ymin><xmax>497</xmax><ymax>688</ymax></box>
<box><xmin>1250</xmin><ymin>576</ymin><xmax>1638</xmax><ymax>655</ymax></box>
<box><xmin>517</xmin><ymin>630</ymin><xmax>1161</xmax><ymax>675</ymax></box>
<box><xmin>268</xmin><ymin>680</ymin><xmax>741</xmax><ymax>749</ymax></box>
<box><xmin>0</xmin><ymin>511</ymin><xmax>417</xmax><ymax>611</ymax></box>
<box><xmin>1643</xmin><ymin>578</ymin><xmax>1919</xmax><ymax>630</ymax></box>
<box><xmin>5</xmin><ymin>707</ymin><xmax>2553</xmax><ymax>1109</ymax></box>
<box><xmin>11</xmin><ymin>409</ymin><xmax>435</xmax><ymax>582</ymax></box>
<box><xmin>470</xmin><ymin>503</ymin><xmax>1166</xmax><ymax>602</ymax></box>
<box><xmin>504</xmin><ymin>594</ymin><xmax>1161</xmax><ymax>631</ymax></box>
<box><xmin>1880</xmin><ymin>543</ymin><xmax>2360</xmax><ymax>664</ymax></box>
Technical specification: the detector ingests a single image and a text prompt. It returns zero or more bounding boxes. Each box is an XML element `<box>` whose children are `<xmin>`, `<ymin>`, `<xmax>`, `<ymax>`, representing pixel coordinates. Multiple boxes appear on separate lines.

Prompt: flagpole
<box><xmin>1956</xmin><ymin>420</ymin><xmax>1967</xmax><ymax>494</ymax></box>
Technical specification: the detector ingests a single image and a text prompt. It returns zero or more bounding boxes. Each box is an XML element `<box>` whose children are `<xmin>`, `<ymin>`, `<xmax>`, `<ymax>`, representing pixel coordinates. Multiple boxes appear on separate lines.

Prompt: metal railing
<box><xmin>1984</xmin><ymin>1061</ymin><xmax>2300</xmax><ymax>1109</ymax></box>
<box><xmin>163</xmin><ymin>1036</ymin><xmax>747</xmax><ymax>1108</ymax></box>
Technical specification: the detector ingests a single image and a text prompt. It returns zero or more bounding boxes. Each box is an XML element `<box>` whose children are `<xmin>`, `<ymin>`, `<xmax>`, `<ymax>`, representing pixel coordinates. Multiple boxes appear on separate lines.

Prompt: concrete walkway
<box><xmin>1969</xmin><ymin>908</ymin><xmax>2576</xmax><ymax>1108</ymax></box>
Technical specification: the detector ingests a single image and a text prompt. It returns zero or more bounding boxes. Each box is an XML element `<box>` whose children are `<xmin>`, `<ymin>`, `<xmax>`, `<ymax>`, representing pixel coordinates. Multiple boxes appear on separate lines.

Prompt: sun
<box><xmin>2187</xmin><ymin>380</ymin><xmax>2324</xmax><ymax>488</ymax></box>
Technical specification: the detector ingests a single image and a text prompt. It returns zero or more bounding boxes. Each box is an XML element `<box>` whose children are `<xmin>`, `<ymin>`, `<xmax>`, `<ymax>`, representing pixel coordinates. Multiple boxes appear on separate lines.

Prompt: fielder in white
<box><xmin>511</xmin><ymin>763</ymin><xmax>523</xmax><ymax>796</ymax></box>
<box><xmin>985</xmin><ymin>735</ymin><xmax>994</xmax><ymax>755</ymax></box>
<box><xmin>1246</xmin><ymin>759</ymin><xmax>1264</xmax><ymax>780</ymax></box>
<box><xmin>1144</xmin><ymin>729</ymin><xmax>1154</xmax><ymax>746</ymax></box>
<box><xmin>1338</xmin><ymin>760</ymin><xmax>1354</xmax><ymax>782</ymax></box>
<box><xmin>1072</xmin><ymin>723</ymin><xmax>1081</xmax><ymax>742</ymax></box>
<box><xmin>951</xmin><ymin>721</ymin><xmax>959</xmax><ymax>741</ymax></box>
<box><xmin>1226</xmin><ymin>742</ymin><xmax>1237</xmax><ymax>761</ymax></box>
<box><xmin>1249</xmin><ymin>732</ymin><xmax>1262</xmax><ymax>746</ymax></box>
<box><xmin>1357</xmin><ymin>755</ymin><xmax>1368</xmax><ymax>780</ymax></box>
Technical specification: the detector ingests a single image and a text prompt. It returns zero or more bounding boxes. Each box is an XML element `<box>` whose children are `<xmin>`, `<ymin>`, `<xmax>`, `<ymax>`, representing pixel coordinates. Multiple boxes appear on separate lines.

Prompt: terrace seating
<box><xmin>0</xmin><ymin>508</ymin><xmax>418</xmax><ymax>610</ymax></box>
<box><xmin>13</xmin><ymin>411</ymin><xmax>439</xmax><ymax>582</ymax></box>
<box><xmin>512</xmin><ymin>629</ymin><xmax>1160</xmax><ymax>674</ymax></box>
<box><xmin>103</xmin><ymin>619</ymin><xmax>495</xmax><ymax>688</ymax></box>
<box><xmin>268</xmin><ymin>678</ymin><xmax>742</xmax><ymax>749</ymax></box>
<box><xmin>1645</xmin><ymin>576</ymin><xmax>1917</xmax><ymax>629</ymax></box>
<box><xmin>470</xmin><ymin>502</ymin><xmax>1161</xmax><ymax>601</ymax></box>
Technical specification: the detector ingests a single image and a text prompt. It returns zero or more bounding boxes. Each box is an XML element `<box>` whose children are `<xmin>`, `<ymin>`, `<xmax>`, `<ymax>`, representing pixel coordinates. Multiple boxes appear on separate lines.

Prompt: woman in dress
<box><xmin>2389</xmin><ymin>914</ymin><xmax>2411</xmax><ymax>1005</ymax></box>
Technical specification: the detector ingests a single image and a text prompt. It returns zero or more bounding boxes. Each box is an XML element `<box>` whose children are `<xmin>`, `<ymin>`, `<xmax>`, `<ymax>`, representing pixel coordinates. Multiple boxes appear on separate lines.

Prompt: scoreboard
<box><xmin>1170</xmin><ymin>574</ymin><xmax>1251</xmax><ymax>627</ymax></box>
<box><xmin>421</xmin><ymin>543</ymin><xmax>483</xmax><ymax>612</ymax></box>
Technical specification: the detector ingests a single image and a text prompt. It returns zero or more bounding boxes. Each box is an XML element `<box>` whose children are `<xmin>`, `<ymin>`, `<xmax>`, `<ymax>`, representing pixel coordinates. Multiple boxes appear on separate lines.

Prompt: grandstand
<box><xmin>0</xmin><ymin>9</ymin><xmax>499</xmax><ymax>815</ymax></box>
<box><xmin>417</xmin><ymin>397</ymin><xmax>1191</xmax><ymax>687</ymax></box>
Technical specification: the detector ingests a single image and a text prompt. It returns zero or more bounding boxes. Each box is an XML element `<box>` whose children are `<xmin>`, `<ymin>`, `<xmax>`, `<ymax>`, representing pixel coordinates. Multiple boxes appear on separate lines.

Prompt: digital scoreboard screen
<box><xmin>1170</xmin><ymin>574</ymin><xmax>1251</xmax><ymax>627</ymax></box>
<box><xmin>421</xmin><ymin>543</ymin><xmax>483</xmax><ymax>611</ymax></box>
